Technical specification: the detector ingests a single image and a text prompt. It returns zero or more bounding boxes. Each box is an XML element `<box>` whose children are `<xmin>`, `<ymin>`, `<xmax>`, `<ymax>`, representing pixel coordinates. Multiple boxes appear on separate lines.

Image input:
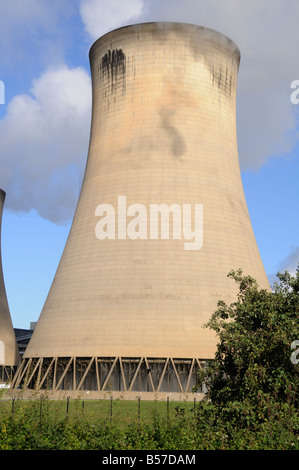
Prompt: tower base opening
<box><xmin>0</xmin><ymin>365</ymin><xmax>18</xmax><ymax>386</ymax></box>
<box><xmin>11</xmin><ymin>356</ymin><xmax>207</xmax><ymax>398</ymax></box>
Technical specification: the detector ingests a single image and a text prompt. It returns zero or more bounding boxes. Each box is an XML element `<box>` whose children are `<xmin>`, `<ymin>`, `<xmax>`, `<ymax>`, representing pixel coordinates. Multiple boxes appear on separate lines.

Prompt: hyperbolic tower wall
<box><xmin>0</xmin><ymin>189</ymin><xmax>20</xmax><ymax>382</ymax></box>
<box><xmin>13</xmin><ymin>23</ymin><xmax>269</xmax><ymax>397</ymax></box>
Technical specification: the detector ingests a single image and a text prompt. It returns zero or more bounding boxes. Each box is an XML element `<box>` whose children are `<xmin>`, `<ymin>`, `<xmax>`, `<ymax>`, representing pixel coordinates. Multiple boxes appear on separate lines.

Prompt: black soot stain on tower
<box><xmin>210</xmin><ymin>64</ymin><xmax>233</xmax><ymax>97</ymax></box>
<box><xmin>100</xmin><ymin>49</ymin><xmax>126</xmax><ymax>93</ymax></box>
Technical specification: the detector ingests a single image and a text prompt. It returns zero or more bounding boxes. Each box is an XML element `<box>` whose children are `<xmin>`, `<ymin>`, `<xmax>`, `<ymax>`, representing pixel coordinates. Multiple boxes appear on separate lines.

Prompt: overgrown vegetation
<box><xmin>194</xmin><ymin>266</ymin><xmax>299</xmax><ymax>449</ymax></box>
<box><xmin>0</xmin><ymin>268</ymin><xmax>298</xmax><ymax>450</ymax></box>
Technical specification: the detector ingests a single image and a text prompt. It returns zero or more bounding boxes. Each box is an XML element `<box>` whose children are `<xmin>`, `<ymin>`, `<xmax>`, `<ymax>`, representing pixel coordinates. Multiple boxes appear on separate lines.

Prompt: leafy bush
<box><xmin>193</xmin><ymin>267</ymin><xmax>299</xmax><ymax>449</ymax></box>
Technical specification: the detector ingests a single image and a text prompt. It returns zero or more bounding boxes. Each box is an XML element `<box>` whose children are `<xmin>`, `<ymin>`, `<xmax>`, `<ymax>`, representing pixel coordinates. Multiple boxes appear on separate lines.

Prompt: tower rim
<box><xmin>88</xmin><ymin>21</ymin><xmax>241</xmax><ymax>63</ymax></box>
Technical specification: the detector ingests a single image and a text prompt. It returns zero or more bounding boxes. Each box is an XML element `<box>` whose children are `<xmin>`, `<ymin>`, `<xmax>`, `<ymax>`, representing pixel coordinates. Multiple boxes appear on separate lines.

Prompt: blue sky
<box><xmin>0</xmin><ymin>0</ymin><xmax>298</xmax><ymax>329</ymax></box>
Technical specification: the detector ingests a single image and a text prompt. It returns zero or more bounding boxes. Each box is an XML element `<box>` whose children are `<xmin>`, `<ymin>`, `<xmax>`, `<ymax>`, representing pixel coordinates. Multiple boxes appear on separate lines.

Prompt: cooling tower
<box><xmin>13</xmin><ymin>23</ymin><xmax>269</xmax><ymax>397</ymax></box>
<box><xmin>0</xmin><ymin>189</ymin><xmax>20</xmax><ymax>383</ymax></box>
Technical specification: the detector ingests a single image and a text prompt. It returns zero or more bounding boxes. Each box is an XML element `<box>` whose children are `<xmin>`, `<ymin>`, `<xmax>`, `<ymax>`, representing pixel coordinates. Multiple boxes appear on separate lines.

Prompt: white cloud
<box><xmin>0</xmin><ymin>66</ymin><xmax>91</xmax><ymax>224</ymax></box>
<box><xmin>80</xmin><ymin>0</ymin><xmax>144</xmax><ymax>40</ymax></box>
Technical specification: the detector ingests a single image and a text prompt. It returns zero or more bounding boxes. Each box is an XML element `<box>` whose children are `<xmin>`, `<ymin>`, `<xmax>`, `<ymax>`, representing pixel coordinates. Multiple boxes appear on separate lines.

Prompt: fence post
<box><xmin>110</xmin><ymin>396</ymin><xmax>113</xmax><ymax>423</ymax></box>
<box><xmin>11</xmin><ymin>396</ymin><xmax>15</xmax><ymax>414</ymax></box>
<box><xmin>40</xmin><ymin>398</ymin><xmax>43</xmax><ymax>424</ymax></box>
<box><xmin>138</xmin><ymin>396</ymin><xmax>141</xmax><ymax>423</ymax></box>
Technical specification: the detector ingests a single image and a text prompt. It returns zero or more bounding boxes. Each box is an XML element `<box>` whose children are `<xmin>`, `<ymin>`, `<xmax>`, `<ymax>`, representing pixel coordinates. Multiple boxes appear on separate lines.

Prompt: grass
<box><xmin>0</xmin><ymin>394</ymin><xmax>196</xmax><ymax>429</ymax></box>
<box><xmin>78</xmin><ymin>398</ymin><xmax>195</xmax><ymax>428</ymax></box>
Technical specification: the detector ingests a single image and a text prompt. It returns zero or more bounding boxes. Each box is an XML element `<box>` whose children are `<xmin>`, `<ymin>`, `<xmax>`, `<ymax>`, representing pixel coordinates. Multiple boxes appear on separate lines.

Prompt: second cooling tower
<box><xmin>14</xmin><ymin>23</ymin><xmax>269</xmax><ymax>396</ymax></box>
<box><xmin>0</xmin><ymin>189</ymin><xmax>20</xmax><ymax>383</ymax></box>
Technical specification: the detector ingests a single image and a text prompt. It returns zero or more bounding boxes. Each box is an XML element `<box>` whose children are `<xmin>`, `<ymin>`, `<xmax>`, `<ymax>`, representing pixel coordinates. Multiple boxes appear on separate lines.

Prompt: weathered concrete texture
<box><xmin>0</xmin><ymin>190</ymin><xmax>20</xmax><ymax>367</ymax></box>
<box><xmin>24</xmin><ymin>23</ymin><xmax>269</xmax><ymax>362</ymax></box>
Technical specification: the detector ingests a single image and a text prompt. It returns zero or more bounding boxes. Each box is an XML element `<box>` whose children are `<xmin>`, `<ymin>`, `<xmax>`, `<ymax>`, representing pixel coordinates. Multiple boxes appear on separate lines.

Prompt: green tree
<box><xmin>196</xmin><ymin>266</ymin><xmax>299</xmax><ymax>418</ymax></box>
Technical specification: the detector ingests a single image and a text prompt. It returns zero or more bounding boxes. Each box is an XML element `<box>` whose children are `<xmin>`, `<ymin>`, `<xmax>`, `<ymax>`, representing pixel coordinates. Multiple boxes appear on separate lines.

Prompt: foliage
<box><xmin>196</xmin><ymin>267</ymin><xmax>298</xmax><ymax>406</ymax></box>
<box><xmin>195</xmin><ymin>266</ymin><xmax>299</xmax><ymax>444</ymax></box>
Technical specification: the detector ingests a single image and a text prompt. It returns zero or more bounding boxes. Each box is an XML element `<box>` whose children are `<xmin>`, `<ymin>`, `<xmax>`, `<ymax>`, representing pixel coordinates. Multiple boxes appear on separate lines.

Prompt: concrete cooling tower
<box><xmin>12</xmin><ymin>23</ymin><xmax>269</xmax><ymax>398</ymax></box>
<box><xmin>0</xmin><ymin>189</ymin><xmax>20</xmax><ymax>383</ymax></box>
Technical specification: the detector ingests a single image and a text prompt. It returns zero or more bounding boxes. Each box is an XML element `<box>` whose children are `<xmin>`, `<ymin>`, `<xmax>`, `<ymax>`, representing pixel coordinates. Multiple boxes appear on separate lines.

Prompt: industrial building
<box><xmin>11</xmin><ymin>23</ymin><xmax>269</xmax><ymax>399</ymax></box>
